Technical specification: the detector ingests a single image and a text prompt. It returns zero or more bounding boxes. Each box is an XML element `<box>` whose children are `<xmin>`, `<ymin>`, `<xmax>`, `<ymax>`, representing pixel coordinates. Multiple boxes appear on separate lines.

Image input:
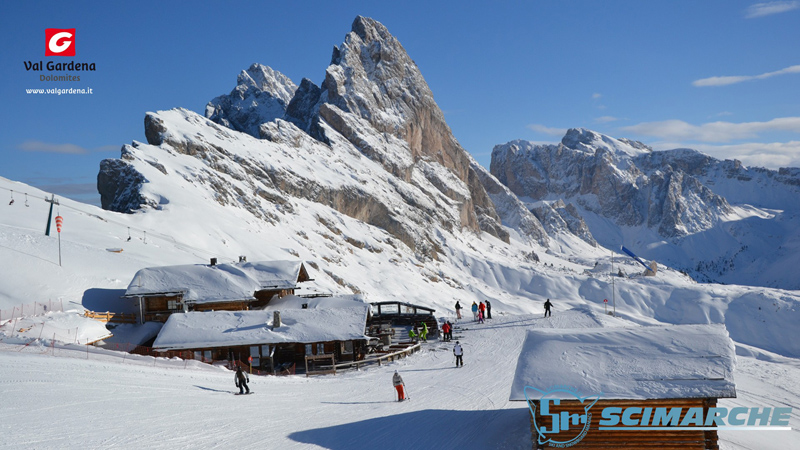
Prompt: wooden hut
<box><xmin>509</xmin><ymin>324</ymin><xmax>736</xmax><ymax>450</ymax></box>
<box><xmin>123</xmin><ymin>259</ymin><xmax>310</xmax><ymax>323</ymax></box>
<box><xmin>152</xmin><ymin>295</ymin><xmax>369</xmax><ymax>375</ymax></box>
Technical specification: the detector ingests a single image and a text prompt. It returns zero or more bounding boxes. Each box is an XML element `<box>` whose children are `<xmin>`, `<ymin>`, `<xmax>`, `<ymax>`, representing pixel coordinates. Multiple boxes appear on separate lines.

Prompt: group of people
<box><xmin>440</xmin><ymin>320</ymin><xmax>454</xmax><ymax>341</ymax></box>
<box><xmin>454</xmin><ymin>300</ymin><xmax>492</xmax><ymax>323</ymax></box>
<box><xmin>407</xmin><ymin>321</ymin><xmax>429</xmax><ymax>342</ymax></box>
<box><xmin>471</xmin><ymin>300</ymin><xmax>492</xmax><ymax>323</ymax></box>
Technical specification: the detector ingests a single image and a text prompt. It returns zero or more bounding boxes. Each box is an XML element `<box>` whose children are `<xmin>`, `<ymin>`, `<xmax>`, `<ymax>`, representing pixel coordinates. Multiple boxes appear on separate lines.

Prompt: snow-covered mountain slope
<box><xmin>4</xmin><ymin>16</ymin><xmax>798</xmax><ymax>359</ymax></box>
<box><xmin>491</xmin><ymin>129</ymin><xmax>800</xmax><ymax>289</ymax></box>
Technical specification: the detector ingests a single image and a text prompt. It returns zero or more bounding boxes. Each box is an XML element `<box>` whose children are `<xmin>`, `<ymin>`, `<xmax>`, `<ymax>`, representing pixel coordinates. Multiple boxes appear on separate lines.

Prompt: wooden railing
<box><xmin>84</xmin><ymin>310</ymin><xmax>137</xmax><ymax>324</ymax></box>
<box><xmin>334</xmin><ymin>342</ymin><xmax>421</xmax><ymax>371</ymax></box>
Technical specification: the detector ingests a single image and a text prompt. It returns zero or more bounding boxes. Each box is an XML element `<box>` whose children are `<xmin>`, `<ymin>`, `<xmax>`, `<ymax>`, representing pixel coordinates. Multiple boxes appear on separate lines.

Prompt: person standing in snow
<box><xmin>420</xmin><ymin>322</ymin><xmax>429</xmax><ymax>342</ymax></box>
<box><xmin>393</xmin><ymin>370</ymin><xmax>406</xmax><ymax>401</ymax></box>
<box><xmin>485</xmin><ymin>300</ymin><xmax>492</xmax><ymax>319</ymax></box>
<box><xmin>479</xmin><ymin>302</ymin><xmax>486</xmax><ymax>320</ymax></box>
<box><xmin>441</xmin><ymin>322</ymin><xmax>450</xmax><ymax>342</ymax></box>
<box><xmin>447</xmin><ymin>321</ymin><xmax>454</xmax><ymax>341</ymax></box>
<box><xmin>408</xmin><ymin>326</ymin><xmax>417</xmax><ymax>342</ymax></box>
<box><xmin>544</xmin><ymin>298</ymin><xmax>553</xmax><ymax>318</ymax></box>
<box><xmin>455</xmin><ymin>301</ymin><xmax>462</xmax><ymax>320</ymax></box>
<box><xmin>453</xmin><ymin>341</ymin><xmax>464</xmax><ymax>367</ymax></box>
<box><xmin>471</xmin><ymin>301</ymin><xmax>478</xmax><ymax>321</ymax></box>
<box><xmin>477</xmin><ymin>309</ymin><xmax>484</xmax><ymax>324</ymax></box>
<box><xmin>235</xmin><ymin>366</ymin><xmax>250</xmax><ymax>394</ymax></box>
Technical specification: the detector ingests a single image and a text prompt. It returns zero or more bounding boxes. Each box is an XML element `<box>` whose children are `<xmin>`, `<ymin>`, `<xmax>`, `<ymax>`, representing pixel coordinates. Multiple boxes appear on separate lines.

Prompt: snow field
<box><xmin>3</xmin><ymin>309</ymin><xmax>796</xmax><ymax>449</ymax></box>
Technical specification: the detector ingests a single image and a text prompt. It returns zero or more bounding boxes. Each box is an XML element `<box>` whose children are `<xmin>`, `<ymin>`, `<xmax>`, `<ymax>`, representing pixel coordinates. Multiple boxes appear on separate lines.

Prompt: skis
<box><xmin>234</xmin><ymin>392</ymin><xmax>254</xmax><ymax>395</ymax></box>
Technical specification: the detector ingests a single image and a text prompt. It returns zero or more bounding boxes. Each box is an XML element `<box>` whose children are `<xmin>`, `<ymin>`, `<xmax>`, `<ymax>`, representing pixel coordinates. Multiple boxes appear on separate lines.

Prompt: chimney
<box><xmin>273</xmin><ymin>311</ymin><xmax>282</xmax><ymax>330</ymax></box>
<box><xmin>210</xmin><ymin>258</ymin><xmax>217</xmax><ymax>266</ymax></box>
<box><xmin>239</xmin><ymin>255</ymin><xmax>247</xmax><ymax>263</ymax></box>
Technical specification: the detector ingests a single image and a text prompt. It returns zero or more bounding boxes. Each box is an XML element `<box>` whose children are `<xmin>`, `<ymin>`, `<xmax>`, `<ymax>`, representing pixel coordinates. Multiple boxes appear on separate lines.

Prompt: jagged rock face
<box><xmin>530</xmin><ymin>200</ymin><xmax>597</xmax><ymax>247</ymax></box>
<box><xmin>97</xmin><ymin>146</ymin><xmax>151</xmax><ymax>212</ymax></box>
<box><xmin>205</xmin><ymin>64</ymin><xmax>297</xmax><ymax>137</ymax></box>
<box><xmin>471</xmin><ymin>161</ymin><xmax>546</xmax><ymax>245</ymax></box>
<box><xmin>491</xmin><ymin>129</ymin><xmax>733</xmax><ymax>238</ymax></box>
<box><xmin>200</xmin><ymin>16</ymin><xmax>508</xmax><ymax>243</ymax></box>
<box><xmin>283</xmin><ymin>78</ymin><xmax>322</xmax><ymax>132</ymax></box>
<box><xmin>309</xmin><ymin>16</ymin><xmax>503</xmax><ymax>240</ymax></box>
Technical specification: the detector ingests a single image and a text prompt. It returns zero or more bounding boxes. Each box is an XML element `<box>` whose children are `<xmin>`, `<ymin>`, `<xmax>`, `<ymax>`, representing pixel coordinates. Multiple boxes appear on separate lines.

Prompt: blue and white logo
<box><xmin>524</xmin><ymin>385</ymin><xmax>601</xmax><ymax>448</ymax></box>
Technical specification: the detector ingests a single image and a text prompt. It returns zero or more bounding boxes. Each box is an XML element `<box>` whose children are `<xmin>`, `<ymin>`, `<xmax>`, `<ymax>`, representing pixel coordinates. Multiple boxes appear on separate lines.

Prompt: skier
<box><xmin>235</xmin><ymin>365</ymin><xmax>250</xmax><ymax>394</ymax></box>
<box><xmin>408</xmin><ymin>326</ymin><xmax>417</xmax><ymax>342</ymax></box>
<box><xmin>453</xmin><ymin>341</ymin><xmax>464</xmax><ymax>367</ymax></box>
<box><xmin>485</xmin><ymin>300</ymin><xmax>492</xmax><ymax>319</ymax></box>
<box><xmin>471</xmin><ymin>301</ymin><xmax>478</xmax><ymax>321</ymax></box>
<box><xmin>455</xmin><ymin>301</ymin><xmax>462</xmax><ymax>320</ymax></box>
<box><xmin>479</xmin><ymin>302</ymin><xmax>486</xmax><ymax>320</ymax></box>
<box><xmin>446</xmin><ymin>321</ymin><xmax>454</xmax><ymax>341</ymax></box>
<box><xmin>441</xmin><ymin>322</ymin><xmax>450</xmax><ymax>342</ymax></box>
<box><xmin>420</xmin><ymin>322</ymin><xmax>429</xmax><ymax>342</ymax></box>
<box><xmin>544</xmin><ymin>298</ymin><xmax>553</xmax><ymax>318</ymax></box>
<box><xmin>393</xmin><ymin>370</ymin><xmax>406</xmax><ymax>401</ymax></box>
<box><xmin>477</xmin><ymin>309</ymin><xmax>484</xmax><ymax>324</ymax></box>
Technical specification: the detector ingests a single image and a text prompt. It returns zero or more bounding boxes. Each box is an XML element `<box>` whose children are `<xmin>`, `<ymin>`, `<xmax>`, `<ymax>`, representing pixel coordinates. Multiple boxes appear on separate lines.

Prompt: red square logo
<box><xmin>45</xmin><ymin>28</ymin><xmax>75</xmax><ymax>56</ymax></box>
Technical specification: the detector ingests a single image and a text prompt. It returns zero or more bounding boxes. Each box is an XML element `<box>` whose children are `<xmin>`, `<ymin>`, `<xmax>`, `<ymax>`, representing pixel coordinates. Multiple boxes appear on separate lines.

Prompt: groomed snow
<box><xmin>2</xmin><ymin>310</ymin><xmax>797</xmax><ymax>449</ymax></box>
<box><xmin>509</xmin><ymin>324</ymin><xmax>736</xmax><ymax>401</ymax></box>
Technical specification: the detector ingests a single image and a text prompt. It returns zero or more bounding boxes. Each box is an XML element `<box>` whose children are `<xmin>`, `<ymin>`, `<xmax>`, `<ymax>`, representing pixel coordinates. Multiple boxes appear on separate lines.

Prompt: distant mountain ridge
<box><xmin>491</xmin><ymin>128</ymin><xmax>800</xmax><ymax>289</ymax></box>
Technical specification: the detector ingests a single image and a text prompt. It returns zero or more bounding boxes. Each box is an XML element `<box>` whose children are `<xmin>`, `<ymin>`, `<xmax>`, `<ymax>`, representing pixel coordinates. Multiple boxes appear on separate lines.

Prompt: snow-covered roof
<box><xmin>152</xmin><ymin>304</ymin><xmax>369</xmax><ymax>350</ymax></box>
<box><xmin>124</xmin><ymin>260</ymin><xmax>308</xmax><ymax>304</ymax></box>
<box><xmin>509</xmin><ymin>324</ymin><xmax>736</xmax><ymax>401</ymax></box>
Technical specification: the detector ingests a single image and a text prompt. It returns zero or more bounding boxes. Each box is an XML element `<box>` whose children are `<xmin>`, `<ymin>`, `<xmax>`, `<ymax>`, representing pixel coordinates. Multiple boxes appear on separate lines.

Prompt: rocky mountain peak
<box><xmin>236</xmin><ymin>63</ymin><xmax>297</xmax><ymax>104</ymax></box>
<box><xmin>205</xmin><ymin>64</ymin><xmax>297</xmax><ymax>137</ymax></box>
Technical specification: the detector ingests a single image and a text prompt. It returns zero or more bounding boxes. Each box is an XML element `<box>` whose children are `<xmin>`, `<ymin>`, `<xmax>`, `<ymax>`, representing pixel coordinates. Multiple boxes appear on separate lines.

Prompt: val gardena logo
<box><xmin>45</xmin><ymin>28</ymin><xmax>75</xmax><ymax>56</ymax></box>
<box><xmin>525</xmin><ymin>386</ymin><xmax>601</xmax><ymax>448</ymax></box>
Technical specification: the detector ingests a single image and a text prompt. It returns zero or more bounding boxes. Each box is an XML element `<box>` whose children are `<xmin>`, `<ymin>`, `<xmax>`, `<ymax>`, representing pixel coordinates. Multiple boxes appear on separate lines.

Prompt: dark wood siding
<box><xmin>528</xmin><ymin>398</ymin><xmax>719</xmax><ymax>450</ymax></box>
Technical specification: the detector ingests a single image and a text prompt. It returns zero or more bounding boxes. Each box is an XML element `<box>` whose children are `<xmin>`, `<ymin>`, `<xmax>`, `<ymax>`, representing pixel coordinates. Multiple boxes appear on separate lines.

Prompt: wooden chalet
<box><xmin>509</xmin><ymin>324</ymin><xmax>737</xmax><ymax>450</ymax></box>
<box><xmin>123</xmin><ymin>259</ymin><xmax>310</xmax><ymax>323</ymax></box>
<box><xmin>152</xmin><ymin>295</ymin><xmax>369</xmax><ymax>375</ymax></box>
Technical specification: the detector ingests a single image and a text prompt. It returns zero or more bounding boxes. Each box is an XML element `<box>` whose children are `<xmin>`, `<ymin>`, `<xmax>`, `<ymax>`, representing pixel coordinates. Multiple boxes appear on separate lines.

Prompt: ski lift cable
<box><xmin>0</xmin><ymin>185</ymin><xmax>229</xmax><ymax>261</ymax></box>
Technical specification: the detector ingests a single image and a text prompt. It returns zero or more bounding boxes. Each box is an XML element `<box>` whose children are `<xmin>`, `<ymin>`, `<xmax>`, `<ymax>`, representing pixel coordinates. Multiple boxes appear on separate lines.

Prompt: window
<box><xmin>250</xmin><ymin>346</ymin><xmax>260</xmax><ymax>366</ymax></box>
<box><xmin>305</xmin><ymin>344</ymin><xmax>312</xmax><ymax>355</ymax></box>
<box><xmin>342</xmin><ymin>341</ymin><xmax>354</xmax><ymax>353</ymax></box>
<box><xmin>167</xmin><ymin>300</ymin><xmax>181</xmax><ymax>310</ymax></box>
<box><xmin>317</xmin><ymin>343</ymin><xmax>325</xmax><ymax>354</ymax></box>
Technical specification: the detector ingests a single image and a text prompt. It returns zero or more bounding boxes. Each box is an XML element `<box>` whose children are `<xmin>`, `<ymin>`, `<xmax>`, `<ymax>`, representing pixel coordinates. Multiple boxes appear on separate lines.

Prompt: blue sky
<box><xmin>1</xmin><ymin>1</ymin><xmax>798</xmax><ymax>205</ymax></box>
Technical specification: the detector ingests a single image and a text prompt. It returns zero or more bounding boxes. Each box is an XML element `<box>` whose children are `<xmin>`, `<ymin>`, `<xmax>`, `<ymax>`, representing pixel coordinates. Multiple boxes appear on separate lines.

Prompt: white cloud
<box><xmin>592</xmin><ymin>93</ymin><xmax>602</xmax><ymax>99</ymax></box>
<box><xmin>711</xmin><ymin>111</ymin><xmax>734</xmax><ymax>118</ymax></box>
<box><xmin>527</xmin><ymin>124</ymin><xmax>568</xmax><ymax>136</ymax></box>
<box><xmin>745</xmin><ymin>1</ymin><xmax>800</xmax><ymax>18</ymax></box>
<box><xmin>18</xmin><ymin>141</ymin><xmax>118</xmax><ymax>154</ymax></box>
<box><xmin>594</xmin><ymin>116</ymin><xmax>619</xmax><ymax>123</ymax></box>
<box><xmin>621</xmin><ymin>117</ymin><xmax>800</xmax><ymax>142</ymax></box>
<box><xmin>19</xmin><ymin>141</ymin><xmax>88</xmax><ymax>154</ymax></box>
<box><xmin>693</xmin><ymin>64</ymin><xmax>800</xmax><ymax>87</ymax></box>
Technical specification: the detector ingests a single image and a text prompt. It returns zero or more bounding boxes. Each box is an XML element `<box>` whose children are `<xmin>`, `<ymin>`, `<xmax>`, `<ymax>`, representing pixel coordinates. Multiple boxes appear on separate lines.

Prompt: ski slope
<box><xmin>1</xmin><ymin>310</ymin><xmax>797</xmax><ymax>449</ymax></box>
